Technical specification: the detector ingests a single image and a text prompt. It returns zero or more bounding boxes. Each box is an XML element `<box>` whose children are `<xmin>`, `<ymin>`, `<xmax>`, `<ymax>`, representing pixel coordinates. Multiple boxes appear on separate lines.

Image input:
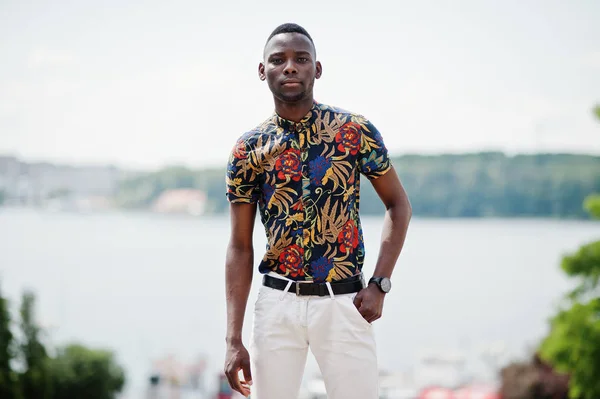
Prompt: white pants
<box><xmin>249</xmin><ymin>275</ymin><xmax>379</xmax><ymax>399</ymax></box>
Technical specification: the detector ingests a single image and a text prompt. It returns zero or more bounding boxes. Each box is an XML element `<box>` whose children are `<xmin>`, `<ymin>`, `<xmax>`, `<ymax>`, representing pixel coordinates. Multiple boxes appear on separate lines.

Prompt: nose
<box><xmin>283</xmin><ymin>60</ymin><xmax>298</xmax><ymax>75</ymax></box>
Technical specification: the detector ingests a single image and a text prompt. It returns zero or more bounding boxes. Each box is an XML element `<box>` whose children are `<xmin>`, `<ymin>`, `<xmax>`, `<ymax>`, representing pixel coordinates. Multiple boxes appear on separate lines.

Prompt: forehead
<box><xmin>264</xmin><ymin>33</ymin><xmax>315</xmax><ymax>58</ymax></box>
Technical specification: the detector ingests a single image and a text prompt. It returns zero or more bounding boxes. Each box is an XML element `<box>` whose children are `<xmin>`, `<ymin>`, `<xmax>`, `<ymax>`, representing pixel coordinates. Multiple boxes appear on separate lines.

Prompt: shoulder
<box><xmin>317</xmin><ymin>103</ymin><xmax>386</xmax><ymax>149</ymax></box>
<box><xmin>231</xmin><ymin>116</ymin><xmax>277</xmax><ymax>149</ymax></box>
<box><xmin>314</xmin><ymin>102</ymin><xmax>371</xmax><ymax>125</ymax></box>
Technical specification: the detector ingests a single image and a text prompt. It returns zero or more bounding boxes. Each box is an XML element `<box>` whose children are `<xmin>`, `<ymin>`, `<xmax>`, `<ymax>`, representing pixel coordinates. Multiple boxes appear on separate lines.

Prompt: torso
<box><xmin>226</xmin><ymin>101</ymin><xmax>390</xmax><ymax>282</ymax></box>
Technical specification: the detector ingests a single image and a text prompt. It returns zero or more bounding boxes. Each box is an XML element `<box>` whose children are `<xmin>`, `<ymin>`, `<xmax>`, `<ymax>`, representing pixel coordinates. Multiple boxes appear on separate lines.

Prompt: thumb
<box><xmin>242</xmin><ymin>360</ymin><xmax>253</xmax><ymax>385</ymax></box>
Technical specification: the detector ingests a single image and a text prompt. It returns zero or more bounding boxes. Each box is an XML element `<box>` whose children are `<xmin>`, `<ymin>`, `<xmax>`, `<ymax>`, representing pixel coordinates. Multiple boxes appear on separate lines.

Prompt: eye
<box><xmin>271</xmin><ymin>58</ymin><xmax>283</xmax><ymax>65</ymax></box>
<box><xmin>297</xmin><ymin>57</ymin><xmax>309</xmax><ymax>63</ymax></box>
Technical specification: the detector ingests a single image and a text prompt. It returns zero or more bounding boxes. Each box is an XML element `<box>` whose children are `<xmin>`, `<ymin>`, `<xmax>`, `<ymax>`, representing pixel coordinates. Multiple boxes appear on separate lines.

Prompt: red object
<box><xmin>419</xmin><ymin>385</ymin><xmax>499</xmax><ymax>399</ymax></box>
<box><xmin>419</xmin><ymin>387</ymin><xmax>455</xmax><ymax>399</ymax></box>
<box><xmin>453</xmin><ymin>385</ymin><xmax>500</xmax><ymax>399</ymax></box>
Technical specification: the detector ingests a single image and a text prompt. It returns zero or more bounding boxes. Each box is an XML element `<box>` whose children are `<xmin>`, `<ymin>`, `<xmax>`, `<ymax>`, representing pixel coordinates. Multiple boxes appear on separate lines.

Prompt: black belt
<box><xmin>262</xmin><ymin>274</ymin><xmax>365</xmax><ymax>296</ymax></box>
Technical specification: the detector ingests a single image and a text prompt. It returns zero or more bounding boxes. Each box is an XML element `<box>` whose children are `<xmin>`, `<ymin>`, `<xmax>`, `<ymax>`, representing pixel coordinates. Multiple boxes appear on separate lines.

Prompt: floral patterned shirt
<box><xmin>225</xmin><ymin>101</ymin><xmax>391</xmax><ymax>282</ymax></box>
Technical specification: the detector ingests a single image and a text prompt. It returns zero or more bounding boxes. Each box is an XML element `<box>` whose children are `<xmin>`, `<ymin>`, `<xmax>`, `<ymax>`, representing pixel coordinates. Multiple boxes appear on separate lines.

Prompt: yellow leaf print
<box><xmin>233</xmin><ymin>178</ymin><xmax>242</xmax><ymax>185</ymax></box>
<box><xmin>303</xmin><ymin>230</ymin><xmax>311</xmax><ymax>246</ymax></box>
<box><xmin>285</xmin><ymin>213</ymin><xmax>304</xmax><ymax>226</ymax></box>
<box><xmin>343</xmin><ymin>186</ymin><xmax>355</xmax><ymax>202</ymax></box>
<box><xmin>321</xmin><ymin>167</ymin><xmax>334</xmax><ymax>185</ymax></box>
<box><xmin>326</xmin><ymin>268</ymin><xmax>337</xmax><ymax>282</ymax></box>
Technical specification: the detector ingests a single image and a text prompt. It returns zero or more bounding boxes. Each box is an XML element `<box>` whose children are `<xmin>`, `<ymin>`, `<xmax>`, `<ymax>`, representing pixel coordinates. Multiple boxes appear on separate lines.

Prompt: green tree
<box><xmin>584</xmin><ymin>192</ymin><xmax>600</xmax><ymax>218</ymax></box>
<box><xmin>50</xmin><ymin>344</ymin><xmax>125</xmax><ymax>399</ymax></box>
<box><xmin>19</xmin><ymin>291</ymin><xmax>52</xmax><ymax>399</ymax></box>
<box><xmin>0</xmin><ymin>288</ymin><xmax>127</xmax><ymax>399</ymax></box>
<box><xmin>539</xmin><ymin>194</ymin><xmax>600</xmax><ymax>398</ymax></box>
<box><xmin>0</xmin><ymin>284</ymin><xmax>20</xmax><ymax>399</ymax></box>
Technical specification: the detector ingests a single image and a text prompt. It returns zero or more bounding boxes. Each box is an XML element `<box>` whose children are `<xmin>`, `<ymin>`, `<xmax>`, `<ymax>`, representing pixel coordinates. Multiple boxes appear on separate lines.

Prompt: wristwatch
<box><xmin>369</xmin><ymin>277</ymin><xmax>392</xmax><ymax>293</ymax></box>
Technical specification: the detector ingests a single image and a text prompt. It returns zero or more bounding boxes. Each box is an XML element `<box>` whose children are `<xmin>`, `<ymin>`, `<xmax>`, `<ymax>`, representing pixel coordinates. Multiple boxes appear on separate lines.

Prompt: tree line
<box><xmin>114</xmin><ymin>152</ymin><xmax>600</xmax><ymax>218</ymax></box>
<box><xmin>0</xmin><ymin>286</ymin><xmax>125</xmax><ymax>399</ymax></box>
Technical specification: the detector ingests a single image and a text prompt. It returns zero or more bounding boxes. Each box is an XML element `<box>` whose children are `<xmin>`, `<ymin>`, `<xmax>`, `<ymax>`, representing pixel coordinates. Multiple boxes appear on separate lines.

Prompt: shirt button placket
<box><xmin>298</xmin><ymin>123</ymin><xmax>311</xmax><ymax>271</ymax></box>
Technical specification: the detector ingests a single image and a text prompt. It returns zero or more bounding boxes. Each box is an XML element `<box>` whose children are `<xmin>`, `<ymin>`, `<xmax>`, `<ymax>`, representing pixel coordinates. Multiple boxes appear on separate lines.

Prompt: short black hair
<box><xmin>265</xmin><ymin>23</ymin><xmax>316</xmax><ymax>54</ymax></box>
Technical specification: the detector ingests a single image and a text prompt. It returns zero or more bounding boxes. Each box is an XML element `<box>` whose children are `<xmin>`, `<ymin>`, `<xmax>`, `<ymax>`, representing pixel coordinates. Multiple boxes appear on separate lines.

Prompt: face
<box><xmin>259</xmin><ymin>33</ymin><xmax>322</xmax><ymax>103</ymax></box>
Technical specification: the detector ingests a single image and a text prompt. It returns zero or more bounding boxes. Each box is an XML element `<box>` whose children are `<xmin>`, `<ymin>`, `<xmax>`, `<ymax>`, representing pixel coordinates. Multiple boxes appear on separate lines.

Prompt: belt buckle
<box><xmin>295</xmin><ymin>282</ymin><xmax>301</xmax><ymax>296</ymax></box>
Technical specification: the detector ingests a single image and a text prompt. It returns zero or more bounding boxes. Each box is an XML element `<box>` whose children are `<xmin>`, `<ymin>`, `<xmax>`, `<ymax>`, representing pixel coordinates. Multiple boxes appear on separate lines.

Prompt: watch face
<box><xmin>380</xmin><ymin>278</ymin><xmax>392</xmax><ymax>293</ymax></box>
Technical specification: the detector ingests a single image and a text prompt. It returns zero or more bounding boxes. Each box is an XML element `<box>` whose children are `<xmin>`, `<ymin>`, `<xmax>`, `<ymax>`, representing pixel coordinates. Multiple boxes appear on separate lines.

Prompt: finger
<box><xmin>358</xmin><ymin>306</ymin><xmax>371</xmax><ymax>321</ymax></box>
<box><xmin>225</xmin><ymin>372</ymin><xmax>234</xmax><ymax>392</ymax></box>
<box><xmin>227</xmin><ymin>367</ymin><xmax>244</xmax><ymax>395</ymax></box>
<box><xmin>240</xmin><ymin>382</ymin><xmax>251</xmax><ymax>397</ymax></box>
<box><xmin>238</xmin><ymin>370</ymin><xmax>252</xmax><ymax>397</ymax></box>
<box><xmin>224</xmin><ymin>365</ymin><xmax>234</xmax><ymax>388</ymax></box>
<box><xmin>359</xmin><ymin>302</ymin><xmax>378</xmax><ymax>321</ymax></box>
<box><xmin>353</xmin><ymin>291</ymin><xmax>363</xmax><ymax>309</ymax></box>
<box><xmin>239</xmin><ymin>384</ymin><xmax>251</xmax><ymax>397</ymax></box>
<box><xmin>358</xmin><ymin>301</ymin><xmax>369</xmax><ymax>315</ymax></box>
<box><xmin>242</xmin><ymin>359</ymin><xmax>253</xmax><ymax>386</ymax></box>
<box><xmin>225</xmin><ymin>371</ymin><xmax>236</xmax><ymax>393</ymax></box>
<box><xmin>358</xmin><ymin>309</ymin><xmax>370</xmax><ymax>321</ymax></box>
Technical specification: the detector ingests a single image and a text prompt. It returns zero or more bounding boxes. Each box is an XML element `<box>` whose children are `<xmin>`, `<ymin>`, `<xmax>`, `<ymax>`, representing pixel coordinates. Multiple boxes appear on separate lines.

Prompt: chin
<box><xmin>277</xmin><ymin>91</ymin><xmax>307</xmax><ymax>103</ymax></box>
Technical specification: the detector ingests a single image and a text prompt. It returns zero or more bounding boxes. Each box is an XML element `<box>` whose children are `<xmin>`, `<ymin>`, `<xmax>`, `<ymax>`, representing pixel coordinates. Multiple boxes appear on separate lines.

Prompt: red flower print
<box><xmin>232</xmin><ymin>141</ymin><xmax>247</xmax><ymax>159</ymax></box>
<box><xmin>275</xmin><ymin>149</ymin><xmax>302</xmax><ymax>181</ymax></box>
<box><xmin>338</xmin><ymin>221</ymin><xmax>359</xmax><ymax>253</ymax></box>
<box><xmin>335</xmin><ymin>122</ymin><xmax>361</xmax><ymax>155</ymax></box>
<box><xmin>278</xmin><ymin>244</ymin><xmax>305</xmax><ymax>277</ymax></box>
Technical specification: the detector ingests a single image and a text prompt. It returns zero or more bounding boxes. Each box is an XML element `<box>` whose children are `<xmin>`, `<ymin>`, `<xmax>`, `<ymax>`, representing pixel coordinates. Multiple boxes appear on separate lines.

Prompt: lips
<box><xmin>281</xmin><ymin>79</ymin><xmax>302</xmax><ymax>86</ymax></box>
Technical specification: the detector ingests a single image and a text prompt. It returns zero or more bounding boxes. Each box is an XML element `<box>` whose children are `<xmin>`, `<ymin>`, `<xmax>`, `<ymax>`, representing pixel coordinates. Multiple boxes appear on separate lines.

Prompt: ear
<box><xmin>315</xmin><ymin>61</ymin><xmax>323</xmax><ymax>79</ymax></box>
<box><xmin>258</xmin><ymin>62</ymin><xmax>266</xmax><ymax>81</ymax></box>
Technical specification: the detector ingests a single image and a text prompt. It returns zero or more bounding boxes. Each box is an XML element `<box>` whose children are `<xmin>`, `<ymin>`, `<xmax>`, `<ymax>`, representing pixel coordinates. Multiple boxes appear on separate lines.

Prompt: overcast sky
<box><xmin>1</xmin><ymin>0</ymin><xmax>599</xmax><ymax>169</ymax></box>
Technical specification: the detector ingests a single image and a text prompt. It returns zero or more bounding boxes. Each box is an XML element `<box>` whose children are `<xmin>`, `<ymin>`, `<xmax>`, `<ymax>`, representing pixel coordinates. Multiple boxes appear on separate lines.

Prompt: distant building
<box><xmin>0</xmin><ymin>155</ymin><xmax>23</xmax><ymax>199</ymax></box>
<box><xmin>152</xmin><ymin>189</ymin><xmax>207</xmax><ymax>216</ymax></box>
<box><xmin>0</xmin><ymin>154</ymin><xmax>131</xmax><ymax>207</ymax></box>
<box><xmin>145</xmin><ymin>354</ymin><xmax>208</xmax><ymax>399</ymax></box>
<box><xmin>25</xmin><ymin>162</ymin><xmax>121</xmax><ymax>198</ymax></box>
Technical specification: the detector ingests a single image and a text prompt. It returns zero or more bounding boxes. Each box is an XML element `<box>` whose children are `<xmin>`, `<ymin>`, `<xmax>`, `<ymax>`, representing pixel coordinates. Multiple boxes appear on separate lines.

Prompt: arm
<box><xmin>224</xmin><ymin>202</ymin><xmax>257</xmax><ymax>397</ymax></box>
<box><xmin>354</xmin><ymin>166</ymin><xmax>412</xmax><ymax>322</ymax></box>
<box><xmin>370</xmin><ymin>165</ymin><xmax>412</xmax><ymax>280</ymax></box>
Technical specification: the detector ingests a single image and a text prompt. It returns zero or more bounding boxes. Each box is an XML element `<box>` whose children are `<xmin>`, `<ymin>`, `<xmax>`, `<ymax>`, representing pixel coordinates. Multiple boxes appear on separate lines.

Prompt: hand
<box><xmin>353</xmin><ymin>284</ymin><xmax>386</xmax><ymax>323</ymax></box>
<box><xmin>224</xmin><ymin>341</ymin><xmax>253</xmax><ymax>397</ymax></box>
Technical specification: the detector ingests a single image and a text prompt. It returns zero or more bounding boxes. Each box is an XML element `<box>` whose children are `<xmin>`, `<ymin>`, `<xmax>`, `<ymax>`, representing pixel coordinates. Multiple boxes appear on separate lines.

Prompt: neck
<box><xmin>273</xmin><ymin>96</ymin><xmax>314</xmax><ymax>122</ymax></box>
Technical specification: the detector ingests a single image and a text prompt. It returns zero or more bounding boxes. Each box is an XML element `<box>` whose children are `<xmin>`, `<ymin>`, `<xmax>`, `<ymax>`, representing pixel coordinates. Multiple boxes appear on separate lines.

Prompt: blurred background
<box><xmin>1</xmin><ymin>1</ymin><xmax>599</xmax><ymax>399</ymax></box>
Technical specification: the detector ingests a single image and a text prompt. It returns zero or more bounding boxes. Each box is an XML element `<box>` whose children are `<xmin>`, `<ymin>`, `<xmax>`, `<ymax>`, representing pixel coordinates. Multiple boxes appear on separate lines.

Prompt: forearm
<box><xmin>225</xmin><ymin>245</ymin><xmax>254</xmax><ymax>344</ymax></box>
<box><xmin>372</xmin><ymin>197</ymin><xmax>412</xmax><ymax>279</ymax></box>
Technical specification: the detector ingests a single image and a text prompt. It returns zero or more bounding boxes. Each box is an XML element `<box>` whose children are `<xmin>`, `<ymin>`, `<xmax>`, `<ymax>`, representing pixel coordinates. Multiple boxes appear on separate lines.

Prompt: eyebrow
<box><xmin>268</xmin><ymin>50</ymin><xmax>313</xmax><ymax>59</ymax></box>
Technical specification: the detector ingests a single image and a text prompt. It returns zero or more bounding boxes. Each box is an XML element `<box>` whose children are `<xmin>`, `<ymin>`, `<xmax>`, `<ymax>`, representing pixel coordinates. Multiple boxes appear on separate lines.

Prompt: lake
<box><xmin>1</xmin><ymin>208</ymin><xmax>598</xmax><ymax>397</ymax></box>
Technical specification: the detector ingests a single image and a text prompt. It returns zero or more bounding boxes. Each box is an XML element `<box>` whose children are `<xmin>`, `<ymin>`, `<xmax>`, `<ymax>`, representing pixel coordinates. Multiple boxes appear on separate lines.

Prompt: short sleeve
<box><xmin>358</xmin><ymin>117</ymin><xmax>391</xmax><ymax>179</ymax></box>
<box><xmin>225</xmin><ymin>137</ymin><xmax>260</xmax><ymax>204</ymax></box>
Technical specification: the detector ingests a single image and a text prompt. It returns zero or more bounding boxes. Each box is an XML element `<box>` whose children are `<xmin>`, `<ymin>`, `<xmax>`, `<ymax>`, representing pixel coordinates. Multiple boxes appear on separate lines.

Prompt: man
<box><xmin>224</xmin><ymin>23</ymin><xmax>412</xmax><ymax>399</ymax></box>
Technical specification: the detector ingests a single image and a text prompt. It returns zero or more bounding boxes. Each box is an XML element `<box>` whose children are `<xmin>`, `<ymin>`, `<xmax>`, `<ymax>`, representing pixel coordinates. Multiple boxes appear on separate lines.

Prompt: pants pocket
<box><xmin>342</xmin><ymin>294</ymin><xmax>372</xmax><ymax>328</ymax></box>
